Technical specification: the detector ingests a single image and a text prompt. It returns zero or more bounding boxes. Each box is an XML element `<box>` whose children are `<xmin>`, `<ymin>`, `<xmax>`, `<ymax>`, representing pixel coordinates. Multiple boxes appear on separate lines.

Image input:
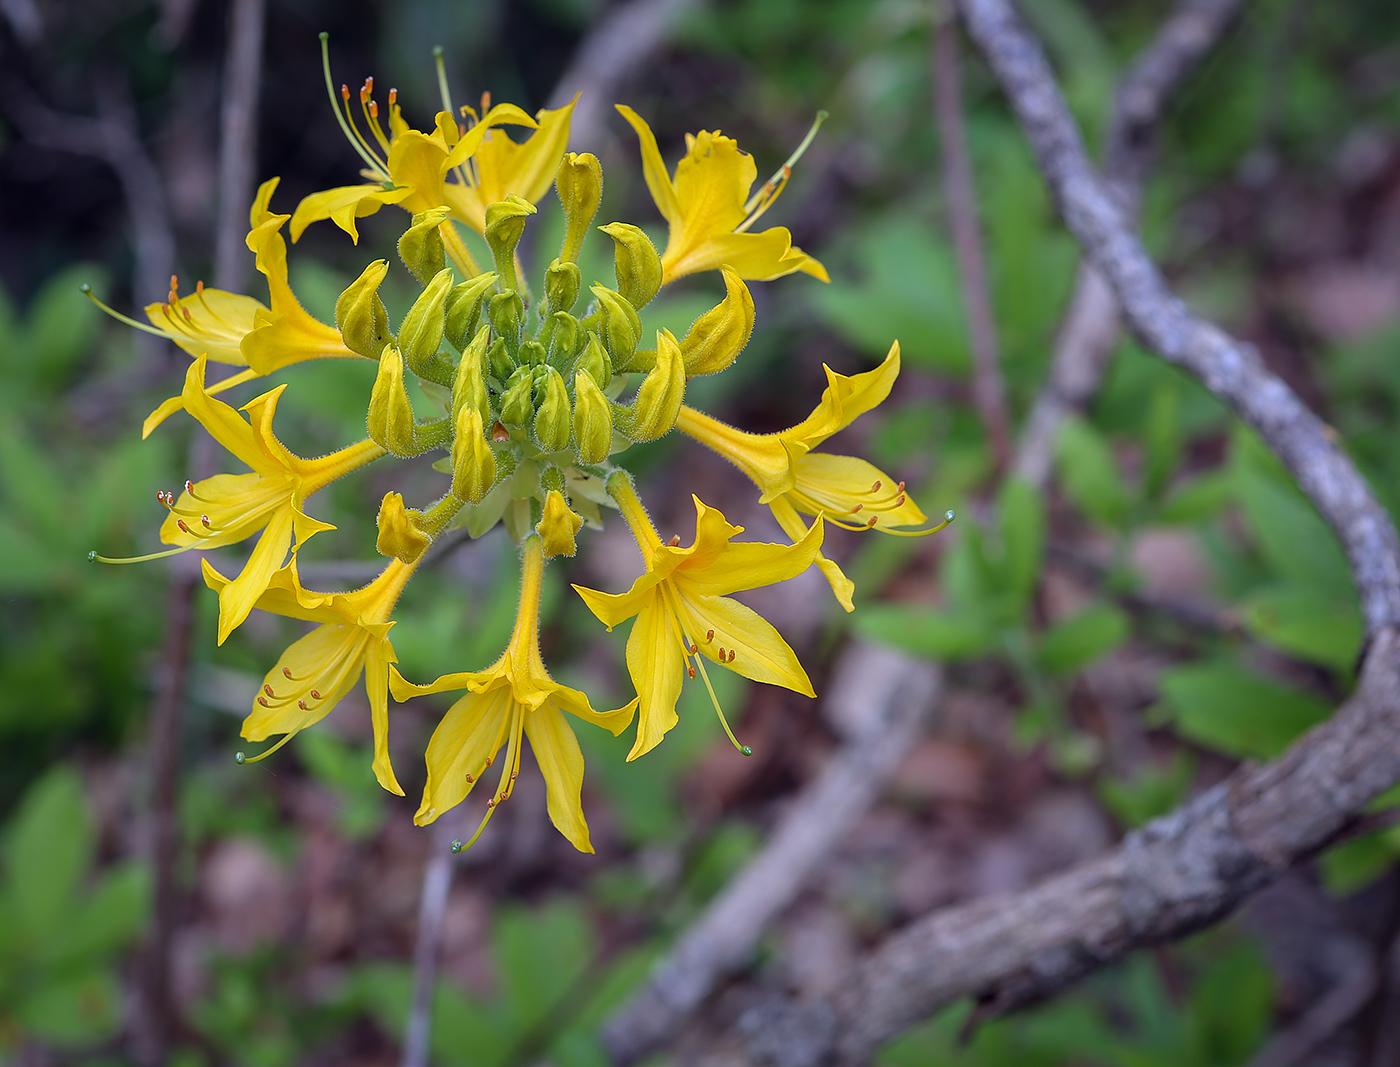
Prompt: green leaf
<box><xmin>1319</xmin><ymin>825</ymin><xmax>1400</xmax><ymax>895</ymax></box>
<box><xmin>1154</xmin><ymin>662</ymin><xmax>1331</xmax><ymax>759</ymax></box>
<box><xmin>855</xmin><ymin>604</ymin><xmax>999</xmax><ymax>661</ymax></box>
<box><xmin>999</xmin><ymin>477</ymin><xmax>1045</xmax><ymax>607</ymax></box>
<box><xmin>5</xmin><ymin>765</ymin><xmax>93</xmax><ymax>941</ymax></box>
<box><xmin>26</xmin><ymin>264</ymin><xmax>107</xmax><ymax>391</ymax></box>
<box><xmin>1097</xmin><ymin>753</ymin><xmax>1196</xmax><ymax>829</ymax></box>
<box><xmin>14</xmin><ymin>969</ymin><xmax>121</xmax><ymax>1046</ymax></box>
<box><xmin>1155</xmin><ymin>469</ymin><xmax>1234</xmax><ymax>524</ymax></box>
<box><xmin>1036</xmin><ymin>604</ymin><xmax>1130</xmax><ymax>675</ymax></box>
<box><xmin>1056</xmin><ymin>416</ymin><xmax>1130</xmax><ymax>526</ymax></box>
<box><xmin>1143</xmin><ymin>381</ymin><xmax>1181</xmax><ymax>500</ymax></box>
<box><xmin>494</xmin><ymin>899</ymin><xmax>595</xmax><ymax>1034</ymax></box>
<box><xmin>44</xmin><ymin>861</ymin><xmax>148</xmax><ymax>970</ymax></box>
<box><xmin>1240</xmin><ymin>584</ymin><xmax>1362</xmax><ymax>672</ymax></box>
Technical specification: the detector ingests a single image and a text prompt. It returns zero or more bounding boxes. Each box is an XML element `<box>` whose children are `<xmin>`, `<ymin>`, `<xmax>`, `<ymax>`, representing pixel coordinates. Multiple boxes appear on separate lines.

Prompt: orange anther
<box><xmin>688</xmin><ymin>665</ymin><xmax>697</xmax><ymax>678</ymax></box>
<box><xmin>464</xmin><ymin>773</ymin><xmax>473</xmax><ymax>783</ymax></box>
<box><xmin>867</xmin><ymin>516</ymin><xmax>878</xmax><ymax>528</ymax></box>
<box><xmin>851</xmin><ymin>503</ymin><xmax>863</xmax><ymax>513</ymax></box>
<box><xmin>196</xmin><ymin>280</ymin><xmax>204</xmax><ymax>294</ymax></box>
<box><xmin>257</xmin><ymin>696</ymin><xmax>270</xmax><ymax>707</ymax></box>
<box><xmin>871</xmin><ymin>480</ymin><xmax>882</xmax><ymax>492</ymax></box>
<box><xmin>706</xmin><ymin>630</ymin><xmax>714</xmax><ymax>642</ymax></box>
<box><xmin>298</xmin><ymin>699</ymin><xmax>309</xmax><ymax>710</ymax></box>
<box><xmin>282</xmin><ymin>667</ymin><xmax>293</xmax><ymax>678</ymax></box>
<box><xmin>177</xmin><ymin>519</ymin><xmax>191</xmax><ymax>533</ymax></box>
<box><xmin>728</xmin><ymin>650</ymin><xmax>736</xmax><ymax>663</ymax></box>
<box><xmin>668</xmin><ymin>535</ymin><xmax>681</xmax><ymax>547</ymax></box>
<box><xmin>341</xmin><ymin>83</ymin><xmax>350</xmax><ymax>100</ymax></box>
<box><xmin>689</xmin><ymin>643</ymin><xmax>698</xmax><ymax>654</ymax></box>
<box><xmin>263</xmin><ymin>684</ymin><xmax>275</xmax><ymax>697</ymax></box>
<box><xmin>388</xmin><ymin>88</ymin><xmax>397</xmax><ymax>105</ymax></box>
<box><xmin>310</xmin><ymin>690</ymin><xmax>322</xmax><ymax>700</ymax></box>
<box><xmin>185</xmin><ymin>480</ymin><xmax>195</xmax><ymax>494</ymax></box>
<box><xmin>370</xmin><ymin>101</ymin><xmax>379</xmax><ymax>118</ymax></box>
<box><xmin>200</xmin><ymin>515</ymin><xmax>212</xmax><ymax>527</ymax></box>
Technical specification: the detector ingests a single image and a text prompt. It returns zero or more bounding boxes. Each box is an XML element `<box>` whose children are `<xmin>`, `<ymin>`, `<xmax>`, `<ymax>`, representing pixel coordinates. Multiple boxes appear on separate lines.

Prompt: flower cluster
<box><xmin>93</xmin><ymin>41</ymin><xmax>949</xmax><ymax>852</ymax></box>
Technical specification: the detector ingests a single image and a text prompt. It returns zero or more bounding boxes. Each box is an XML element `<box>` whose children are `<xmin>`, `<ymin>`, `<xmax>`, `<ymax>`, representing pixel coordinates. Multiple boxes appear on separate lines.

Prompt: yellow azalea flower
<box><xmin>135</xmin><ymin>178</ymin><xmax>361</xmax><ymax>436</ymax></box>
<box><xmin>94</xmin><ymin>356</ymin><xmax>384</xmax><ymax>643</ymax></box>
<box><xmin>574</xmin><ymin>488</ymin><xmax>823</xmax><ymax>761</ymax></box>
<box><xmin>204</xmin><ymin>554</ymin><xmax>416</xmax><ymax>796</ymax></box>
<box><xmin>616</xmin><ymin>105</ymin><xmax>829</xmax><ymax>286</ymax></box>
<box><xmin>674</xmin><ymin>343</ymin><xmax>940</xmax><ymax>612</ymax></box>
<box><xmin>390</xmin><ymin>536</ymin><xmax>632</xmax><ymax>851</ymax></box>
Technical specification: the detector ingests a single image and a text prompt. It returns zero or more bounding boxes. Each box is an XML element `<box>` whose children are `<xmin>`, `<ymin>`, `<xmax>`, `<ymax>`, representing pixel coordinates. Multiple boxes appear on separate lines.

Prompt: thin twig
<box><xmin>1012</xmin><ymin>0</ymin><xmax>1248</xmax><ymax>486</ymax></box>
<box><xmin>1244</xmin><ymin>956</ymin><xmax>1377</xmax><ymax>1067</ymax></box>
<box><xmin>934</xmin><ymin>7</ymin><xmax>1011</xmax><ymax>473</ymax></box>
<box><xmin>547</xmin><ymin>0</ymin><xmax>702</xmax><ymax>149</ymax></box>
<box><xmin>708</xmin><ymin>0</ymin><xmax>1400</xmax><ymax>1059</ymax></box>
<box><xmin>401</xmin><ymin>809</ymin><xmax>468</xmax><ymax>1067</ymax></box>
<box><xmin>213</xmin><ymin>0</ymin><xmax>266</xmax><ymax>293</ymax></box>
<box><xmin>600</xmin><ymin>644</ymin><xmax>942</xmax><ymax>1065</ymax></box>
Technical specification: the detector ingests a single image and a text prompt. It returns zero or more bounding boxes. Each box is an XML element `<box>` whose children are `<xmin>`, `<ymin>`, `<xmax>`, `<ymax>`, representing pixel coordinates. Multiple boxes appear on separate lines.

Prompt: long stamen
<box><xmin>319</xmin><ymin>33</ymin><xmax>388</xmax><ymax>179</ymax></box>
<box><xmin>81</xmin><ymin>286</ymin><xmax>186</xmax><ymax>342</ymax></box>
<box><xmin>736</xmin><ymin>110</ymin><xmax>828</xmax><ymax>232</ymax></box>
<box><xmin>235</xmin><ymin>730</ymin><xmax>298</xmax><ymax>764</ymax></box>
<box><xmin>359</xmin><ymin>78</ymin><xmax>391</xmax><ymax>154</ymax></box>
<box><xmin>693</xmin><ymin>648</ymin><xmax>752</xmax><ymax>756</ymax></box>
<box><xmin>89</xmin><ymin>545</ymin><xmax>197</xmax><ymax>565</ymax></box>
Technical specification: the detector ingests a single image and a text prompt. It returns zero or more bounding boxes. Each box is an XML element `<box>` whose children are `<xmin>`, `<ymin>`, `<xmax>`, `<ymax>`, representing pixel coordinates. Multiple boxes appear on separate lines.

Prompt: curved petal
<box><xmin>783</xmin><ymin>344</ymin><xmax>901</xmax><ymax>448</ymax></box>
<box><xmin>675</xmin><ymin>592</ymin><xmax>815</xmax><ymax>697</ymax></box>
<box><xmin>679</xmin><ymin>514</ymin><xmax>824</xmax><ymax>597</ymax></box>
<box><xmin>572</xmin><ymin>575</ymin><xmax>665</xmax><ymax>631</ymax></box>
<box><xmin>389</xmin><ymin>666</ymin><xmax>496</xmax><ymax>703</ymax></box>
<box><xmin>143</xmin><ymin>368</ymin><xmax>260</xmax><ymax>439</ymax></box>
<box><xmin>523</xmin><ymin>702</ymin><xmax>592</xmax><ymax>852</ymax></box>
<box><xmin>181</xmin><ymin>358</ymin><xmax>275</xmax><ymax>473</ymax></box>
<box><xmin>241</xmin><ymin>623</ymin><xmax>368</xmax><ymax>742</ymax></box>
<box><xmin>415</xmin><ymin>687</ymin><xmax>513</xmax><ymax>825</ymax></box>
<box><xmin>770</xmin><ymin>495</ymin><xmax>854</xmax><ymax>612</ymax></box>
<box><xmin>144</xmin><ymin>288</ymin><xmax>261</xmax><ymax>365</ymax></box>
<box><xmin>624</xmin><ymin>598</ymin><xmax>684</xmax><ymax>761</ymax></box>
<box><xmin>791</xmin><ymin>452</ymin><xmax>928</xmax><ymax>528</ymax></box>
<box><xmin>616</xmin><ymin>104</ymin><xmax>681</xmax><ymax>225</ymax></box>
<box><xmin>366</xmin><ymin>639</ymin><xmax>405</xmax><ymax>796</ymax></box>
<box><xmin>216</xmin><ymin>505</ymin><xmax>297</xmax><ymax>644</ymax></box>
<box><xmin>289</xmin><ymin>183</ymin><xmax>414</xmax><ymax>243</ymax></box>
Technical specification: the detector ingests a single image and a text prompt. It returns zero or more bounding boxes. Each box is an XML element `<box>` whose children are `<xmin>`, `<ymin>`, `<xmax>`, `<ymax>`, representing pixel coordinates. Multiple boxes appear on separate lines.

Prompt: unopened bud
<box><xmin>599</xmin><ymin>222</ymin><xmax>663</xmax><ymax>310</ymax></box>
<box><xmin>590</xmin><ymin>283</ymin><xmax>642</xmax><ymax>370</ymax></box>
<box><xmin>452</xmin><ymin>325</ymin><xmax>490</xmax><ymax>423</ymax></box>
<box><xmin>533</xmin><ymin>366</ymin><xmax>571</xmax><ymax>452</ymax></box>
<box><xmin>544</xmin><ymin>258</ymin><xmax>581</xmax><ymax>313</ymax></box>
<box><xmin>444</xmin><ymin>271</ymin><xmax>497</xmax><ymax>352</ymax></box>
<box><xmin>397</xmin><ymin>268</ymin><xmax>453</xmax><ymax>378</ymax></box>
<box><xmin>376</xmin><ymin>491</ymin><xmax>432</xmax><ymax>563</ymax></box>
<box><xmin>543</xmin><ymin>312</ymin><xmax>579</xmax><ymax>365</ymax></box>
<box><xmin>336</xmin><ymin>260</ymin><xmax>392</xmax><ymax>358</ymax></box>
<box><xmin>520</xmin><ymin>339</ymin><xmax>547</xmax><ymax>367</ymax></box>
<box><xmin>489</xmin><ymin>291</ymin><xmax>523</xmax><ymax>351</ymax></box>
<box><xmin>487</xmin><ymin>337</ymin><xmax>515</xmax><ymax>380</ymax></box>
<box><xmin>572</xmin><ymin>371</ymin><xmax>614</xmax><ymax>464</ymax></box>
<box><xmin>536</xmin><ymin>489</ymin><xmax>583</xmax><ymax>558</ymax></box>
<box><xmin>398</xmin><ymin>208</ymin><xmax>450</xmax><ymax>285</ymax></box>
<box><xmin>483</xmin><ymin>194</ymin><xmax>536</xmax><ymax>289</ymax></box>
<box><xmin>574</xmin><ymin>331</ymin><xmax>612</xmax><ymax>388</ymax></box>
<box><xmin>680</xmin><ymin>265</ymin><xmax>755</xmax><ymax>376</ymax></box>
<box><xmin>624</xmin><ymin>329</ymin><xmax>685</xmax><ymax>442</ymax></box>
<box><xmin>451</xmin><ymin>407</ymin><xmax>497</xmax><ymax>504</ymax></box>
<box><xmin>499</xmin><ymin>366</ymin><xmax>535</xmax><ymax>427</ymax></box>
<box><xmin>367</xmin><ymin>346</ymin><xmax>419</xmax><ymax>456</ymax></box>
<box><xmin>556</xmin><ymin>152</ymin><xmax>603</xmax><ymax>263</ymax></box>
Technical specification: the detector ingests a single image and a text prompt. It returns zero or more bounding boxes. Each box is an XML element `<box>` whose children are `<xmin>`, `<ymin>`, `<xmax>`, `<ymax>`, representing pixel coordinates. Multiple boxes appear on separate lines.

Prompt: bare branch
<box><xmin>600</xmin><ymin>644</ymin><xmax>942</xmax><ymax>1065</ymax></box>
<box><xmin>934</xmin><ymin>9</ymin><xmax>1011</xmax><ymax>472</ymax></box>
<box><xmin>705</xmin><ymin>1</ymin><xmax>1400</xmax><ymax>1060</ymax></box>
<box><xmin>1013</xmin><ymin>0</ymin><xmax>1247</xmax><ymax>486</ymax></box>
<box><xmin>214</xmin><ymin>0</ymin><xmax>266</xmax><ymax>292</ymax></box>
<box><xmin>1243</xmin><ymin>955</ymin><xmax>1377</xmax><ymax>1067</ymax></box>
<box><xmin>548</xmin><ymin>0</ymin><xmax>701</xmax><ymax>149</ymax></box>
<box><xmin>401</xmin><ymin>810</ymin><xmax>468</xmax><ymax>1067</ymax></box>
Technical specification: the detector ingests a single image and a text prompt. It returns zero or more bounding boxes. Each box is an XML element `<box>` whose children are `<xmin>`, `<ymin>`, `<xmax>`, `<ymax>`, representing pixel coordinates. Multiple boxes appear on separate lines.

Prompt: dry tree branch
<box><xmin>1012</xmin><ymin>0</ymin><xmax>1247</xmax><ymax>486</ymax></box>
<box><xmin>213</xmin><ymin>0</ymin><xmax>266</xmax><ymax>293</ymax></box>
<box><xmin>548</xmin><ymin>0</ymin><xmax>702</xmax><ymax>150</ymax></box>
<box><xmin>698</xmin><ymin>0</ymin><xmax>1400</xmax><ymax>1061</ymax></box>
<box><xmin>600</xmin><ymin>644</ymin><xmax>942</xmax><ymax>1065</ymax></box>
<box><xmin>934</xmin><ymin>7</ymin><xmax>1012</xmax><ymax>473</ymax></box>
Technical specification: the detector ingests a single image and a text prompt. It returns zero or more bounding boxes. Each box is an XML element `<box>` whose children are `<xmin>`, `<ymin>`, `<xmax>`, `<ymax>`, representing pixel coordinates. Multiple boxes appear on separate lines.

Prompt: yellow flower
<box><xmin>204</xmin><ymin>555</ymin><xmax>416</xmax><ymax>796</ymax></box>
<box><xmin>573</xmin><ymin>487</ymin><xmax>823</xmax><ymax>761</ymax></box>
<box><xmin>390</xmin><ymin>536</ymin><xmax>632</xmax><ymax>851</ymax></box>
<box><xmin>134</xmin><ymin>178</ymin><xmax>361</xmax><ymax>436</ymax></box>
<box><xmin>616</xmin><ymin>105</ymin><xmax>829</xmax><ymax>286</ymax></box>
<box><xmin>674</xmin><ymin>343</ymin><xmax>941</xmax><ymax>612</ymax></box>
<box><xmin>109</xmin><ymin>356</ymin><xmax>384</xmax><ymax>643</ymax></box>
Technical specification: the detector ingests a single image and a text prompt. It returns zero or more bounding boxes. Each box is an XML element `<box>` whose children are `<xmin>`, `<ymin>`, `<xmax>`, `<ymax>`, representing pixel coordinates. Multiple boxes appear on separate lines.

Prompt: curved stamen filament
<box><xmin>736</xmin><ymin>109</ymin><xmax>828</xmax><ymax>233</ymax></box>
<box><xmin>235</xmin><ymin>730</ymin><xmax>297</xmax><ymax>764</ymax></box>
<box><xmin>663</xmin><ymin>584</ymin><xmax>751</xmax><ymax>757</ymax></box>
<box><xmin>320</xmin><ymin>33</ymin><xmax>388</xmax><ymax>180</ymax></box>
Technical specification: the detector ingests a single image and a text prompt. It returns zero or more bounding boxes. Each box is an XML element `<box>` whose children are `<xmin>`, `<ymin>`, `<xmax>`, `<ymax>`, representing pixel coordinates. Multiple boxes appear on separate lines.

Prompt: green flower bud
<box><xmin>444</xmin><ymin>271</ymin><xmax>498</xmax><ymax>353</ymax></box>
<box><xmin>452</xmin><ymin>324</ymin><xmax>490</xmax><ymax>424</ymax></box>
<box><xmin>489</xmin><ymin>290</ymin><xmax>524</xmax><ymax>351</ymax></box>
<box><xmin>533</xmin><ymin>366</ymin><xmax>572</xmax><ymax>452</ymax></box>
<box><xmin>572</xmin><ymin>371</ymin><xmax>614</xmax><ymax>464</ymax></box>
<box><xmin>542</xmin><ymin>311</ymin><xmax>579</xmax><ymax>366</ymax></box>
<box><xmin>556</xmin><ymin>152</ymin><xmax>603</xmax><ymax>264</ymax></box>
<box><xmin>536</xmin><ymin>489</ymin><xmax>583</xmax><ymax>558</ymax></box>
<box><xmin>451</xmin><ymin>407</ymin><xmax>498</xmax><ymax>504</ymax></box>
<box><xmin>598</xmin><ymin>222</ymin><xmax>663</xmax><ymax>310</ymax></box>
<box><xmin>487</xmin><ymin>337</ymin><xmax>515</xmax><ymax>381</ymax></box>
<box><xmin>376</xmin><ymin>491</ymin><xmax>432</xmax><ymax>563</ymax></box>
<box><xmin>679</xmin><ymin>265</ymin><xmax>755</xmax><ymax>376</ymax></box>
<box><xmin>367</xmin><ymin>345</ymin><xmax>419</xmax><ymax>456</ymax></box>
<box><xmin>397</xmin><ymin>268</ymin><xmax>454</xmax><ymax>381</ymax></box>
<box><xmin>499</xmin><ymin>366</ymin><xmax>535</xmax><ymax>427</ymax></box>
<box><xmin>398</xmin><ymin>207</ymin><xmax>451</xmax><ymax>286</ymax></box>
<box><xmin>574</xmin><ymin>331</ymin><xmax>613</xmax><ymax>388</ymax></box>
<box><xmin>624</xmin><ymin>329</ymin><xmax>685</xmax><ymax>442</ymax></box>
<box><xmin>484</xmin><ymin>194</ymin><xmax>536</xmax><ymax>290</ymax></box>
<box><xmin>520</xmin><ymin>339</ymin><xmax>547</xmax><ymax>367</ymax></box>
<box><xmin>590</xmin><ymin>283</ymin><xmax>642</xmax><ymax>371</ymax></box>
<box><xmin>544</xmin><ymin>258</ymin><xmax>581</xmax><ymax>314</ymax></box>
<box><xmin>336</xmin><ymin>260</ymin><xmax>392</xmax><ymax>359</ymax></box>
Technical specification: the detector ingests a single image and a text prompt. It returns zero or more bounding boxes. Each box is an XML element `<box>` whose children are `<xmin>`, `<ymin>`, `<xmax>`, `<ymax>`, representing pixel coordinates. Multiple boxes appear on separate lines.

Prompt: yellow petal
<box><xmin>241</xmin><ymin>623</ymin><xmax>369</xmax><ymax>742</ymax></box>
<box><xmin>665</xmin><ymin>227</ymin><xmax>827</xmax><ymax>284</ymax></box>
<box><xmin>572</xmin><ymin>574</ymin><xmax>666</xmax><ymax>631</ymax></box>
<box><xmin>215</xmin><ymin>505</ymin><xmax>296</xmax><ymax>644</ymax></box>
<box><xmin>385</xmin><ymin>130</ymin><xmax>452</xmax><ymax>213</ymax></box>
<box><xmin>416</xmin><ymin>686</ymin><xmax>513</xmax><ymax>824</ymax></box>
<box><xmin>624</xmin><ymin>596</ymin><xmax>684</xmax><ymax>761</ymax></box>
<box><xmin>770</xmin><ymin>495</ymin><xmax>853</xmax><ymax>612</ymax></box>
<box><xmin>674</xmin><ymin>405</ymin><xmax>795</xmax><ymax>499</ymax></box>
<box><xmin>289</xmin><ymin>184</ymin><xmax>415</xmax><ymax>243</ymax></box>
<box><xmin>144</xmin><ymin>288</ymin><xmax>260</xmax><ymax>365</ymax></box>
<box><xmin>142</xmin><ymin>368</ymin><xmax>260</xmax><ymax>439</ymax></box>
<box><xmin>678</xmin><ymin>513</ymin><xmax>824</xmax><ymax>597</ymax></box>
<box><xmin>616</xmin><ymin>104</ymin><xmax>681</xmax><ymax>224</ymax></box>
<box><xmin>181</xmin><ymin>358</ymin><xmax>275</xmax><ymax>473</ymax></box>
<box><xmin>158</xmin><ymin>472</ymin><xmax>284</xmax><ymax>549</ymax></box>
<box><xmin>791</xmin><ymin>452</ymin><xmax>928</xmax><ymax>528</ymax></box>
<box><xmin>675</xmin><ymin>592</ymin><xmax>815</xmax><ymax>696</ymax></box>
<box><xmin>522</xmin><ymin>702</ymin><xmax>592</xmax><ymax>852</ymax></box>
<box><xmin>782</xmin><ymin>343</ymin><xmax>901</xmax><ymax>449</ymax></box>
<box><xmin>366</xmin><ymin>640</ymin><xmax>405</xmax><ymax>795</ymax></box>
